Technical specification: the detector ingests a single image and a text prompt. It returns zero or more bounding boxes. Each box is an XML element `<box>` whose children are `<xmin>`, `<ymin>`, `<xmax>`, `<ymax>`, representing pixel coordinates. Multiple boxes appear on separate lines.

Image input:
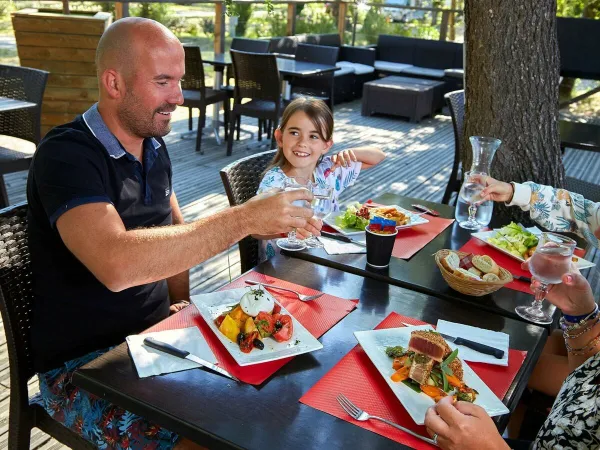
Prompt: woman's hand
<box><xmin>424</xmin><ymin>397</ymin><xmax>510</xmax><ymax>450</ymax></box>
<box><xmin>331</xmin><ymin>149</ymin><xmax>357</xmax><ymax>168</ymax></box>
<box><xmin>296</xmin><ymin>217</ymin><xmax>323</xmax><ymax>240</ymax></box>
<box><xmin>478</xmin><ymin>176</ymin><xmax>514</xmax><ymax>203</ymax></box>
<box><xmin>522</xmin><ymin>261</ymin><xmax>596</xmax><ymax>316</ymax></box>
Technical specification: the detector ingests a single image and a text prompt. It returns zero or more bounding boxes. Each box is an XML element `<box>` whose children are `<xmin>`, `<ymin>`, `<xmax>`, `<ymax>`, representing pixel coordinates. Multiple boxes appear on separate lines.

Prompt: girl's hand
<box><xmin>522</xmin><ymin>261</ymin><xmax>596</xmax><ymax>316</ymax></box>
<box><xmin>479</xmin><ymin>176</ymin><xmax>514</xmax><ymax>203</ymax></box>
<box><xmin>296</xmin><ymin>217</ymin><xmax>323</xmax><ymax>240</ymax></box>
<box><xmin>424</xmin><ymin>397</ymin><xmax>509</xmax><ymax>450</ymax></box>
<box><xmin>332</xmin><ymin>149</ymin><xmax>357</xmax><ymax>168</ymax></box>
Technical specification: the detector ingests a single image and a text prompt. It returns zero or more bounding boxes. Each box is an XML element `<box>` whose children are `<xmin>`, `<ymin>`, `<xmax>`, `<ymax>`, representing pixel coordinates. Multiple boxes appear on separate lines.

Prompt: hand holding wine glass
<box><xmin>458</xmin><ymin>171</ymin><xmax>486</xmax><ymax>230</ymax></box>
<box><xmin>276</xmin><ymin>177</ymin><xmax>314</xmax><ymax>251</ymax></box>
<box><xmin>515</xmin><ymin>232</ymin><xmax>577</xmax><ymax>325</ymax></box>
<box><xmin>305</xmin><ymin>185</ymin><xmax>333</xmax><ymax>248</ymax></box>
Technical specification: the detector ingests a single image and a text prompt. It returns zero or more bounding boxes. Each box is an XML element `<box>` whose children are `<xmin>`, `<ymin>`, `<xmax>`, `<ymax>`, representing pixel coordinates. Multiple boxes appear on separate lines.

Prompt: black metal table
<box><xmin>284</xmin><ymin>193</ymin><xmax>591</xmax><ymax>327</ymax></box>
<box><xmin>73</xmin><ymin>255</ymin><xmax>546</xmax><ymax>450</ymax></box>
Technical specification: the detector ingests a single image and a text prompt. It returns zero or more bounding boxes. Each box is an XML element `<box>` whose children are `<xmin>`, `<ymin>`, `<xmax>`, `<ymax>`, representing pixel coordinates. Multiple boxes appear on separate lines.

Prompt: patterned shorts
<box><xmin>38</xmin><ymin>348</ymin><xmax>179</xmax><ymax>450</ymax></box>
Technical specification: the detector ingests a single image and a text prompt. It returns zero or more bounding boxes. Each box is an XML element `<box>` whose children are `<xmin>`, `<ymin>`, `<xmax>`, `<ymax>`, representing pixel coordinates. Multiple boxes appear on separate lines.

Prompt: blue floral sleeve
<box><xmin>257</xmin><ymin>168</ymin><xmax>286</xmax><ymax>195</ymax></box>
<box><xmin>524</xmin><ymin>182</ymin><xmax>599</xmax><ymax>248</ymax></box>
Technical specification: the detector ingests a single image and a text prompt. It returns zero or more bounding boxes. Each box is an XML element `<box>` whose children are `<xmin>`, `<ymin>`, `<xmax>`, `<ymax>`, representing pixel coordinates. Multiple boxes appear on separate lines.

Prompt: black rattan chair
<box><xmin>442</xmin><ymin>89</ymin><xmax>465</xmax><ymax>205</ymax></box>
<box><xmin>220</xmin><ymin>150</ymin><xmax>276</xmax><ymax>272</ymax></box>
<box><xmin>0</xmin><ymin>65</ymin><xmax>48</xmax><ymax>208</ymax></box>
<box><xmin>227</xmin><ymin>50</ymin><xmax>283</xmax><ymax>156</ymax></box>
<box><xmin>289</xmin><ymin>44</ymin><xmax>339</xmax><ymax>112</ymax></box>
<box><xmin>182</xmin><ymin>46</ymin><xmax>230</xmax><ymax>154</ymax></box>
<box><xmin>0</xmin><ymin>202</ymin><xmax>95</xmax><ymax>450</ymax></box>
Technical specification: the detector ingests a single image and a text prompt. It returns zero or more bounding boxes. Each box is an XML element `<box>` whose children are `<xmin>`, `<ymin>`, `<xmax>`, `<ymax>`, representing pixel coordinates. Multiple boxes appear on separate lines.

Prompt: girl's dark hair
<box><xmin>263</xmin><ymin>97</ymin><xmax>334</xmax><ymax>175</ymax></box>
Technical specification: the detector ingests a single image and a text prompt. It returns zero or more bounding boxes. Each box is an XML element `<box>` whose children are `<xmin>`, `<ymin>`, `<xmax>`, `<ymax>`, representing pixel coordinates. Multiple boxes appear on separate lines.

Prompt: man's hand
<box><xmin>479</xmin><ymin>176</ymin><xmax>514</xmax><ymax>203</ymax></box>
<box><xmin>424</xmin><ymin>397</ymin><xmax>509</xmax><ymax>450</ymax></box>
<box><xmin>243</xmin><ymin>189</ymin><xmax>314</xmax><ymax>236</ymax></box>
<box><xmin>296</xmin><ymin>217</ymin><xmax>323</xmax><ymax>240</ymax></box>
<box><xmin>522</xmin><ymin>261</ymin><xmax>595</xmax><ymax>316</ymax></box>
<box><xmin>169</xmin><ymin>300</ymin><xmax>190</xmax><ymax>315</ymax></box>
<box><xmin>331</xmin><ymin>149</ymin><xmax>357</xmax><ymax>168</ymax></box>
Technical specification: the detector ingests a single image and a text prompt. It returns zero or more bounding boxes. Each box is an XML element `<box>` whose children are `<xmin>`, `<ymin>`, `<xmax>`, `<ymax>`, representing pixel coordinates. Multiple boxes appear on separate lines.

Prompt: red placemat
<box><xmin>300</xmin><ymin>312</ymin><xmax>527</xmax><ymax>449</ymax></box>
<box><xmin>392</xmin><ymin>216</ymin><xmax>455</xmax><ymax>259</ymax></box>
<box><xmin>459</xmin><ymin>238</ymin><xmax>586</xmax><ymax>294</ymax></box>
<box><xmin>145</xmin><ymin>272</ymin><xmax>358</xmax><ymax>385</ymax></box>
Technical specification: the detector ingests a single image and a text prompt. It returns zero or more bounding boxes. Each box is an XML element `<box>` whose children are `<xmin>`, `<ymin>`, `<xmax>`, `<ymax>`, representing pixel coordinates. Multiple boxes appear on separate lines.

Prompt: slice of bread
<box><xmin>472</xmin><ymin>255</ymin><xmax>500</xmax><ymax>275</ymax></box>
<box><xmin>468</xmin><ymin>267</ymin><xmax>482</xmax><ymax>277</ymax></box>
<box><xmin>440</xmin><ymin>252</ymin><xmax>460</xmax><ymax>273</ymax></box>
<box><xmin>482</xmin><ymin>273</ymin><xmax>501</xmax><ymax>282</ymax></box>
<box><xmin>454</xmin><ymin>267</ymin><xmax>482</xmax><ymax>281</ymax></box>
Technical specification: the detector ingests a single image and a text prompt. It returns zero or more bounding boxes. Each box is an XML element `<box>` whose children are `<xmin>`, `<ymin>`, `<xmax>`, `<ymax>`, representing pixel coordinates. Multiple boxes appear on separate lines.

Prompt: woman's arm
<box><xmin>481</xmin><ymin>177</ymin><xmax>600</xmax><ymax>248</ymax></box>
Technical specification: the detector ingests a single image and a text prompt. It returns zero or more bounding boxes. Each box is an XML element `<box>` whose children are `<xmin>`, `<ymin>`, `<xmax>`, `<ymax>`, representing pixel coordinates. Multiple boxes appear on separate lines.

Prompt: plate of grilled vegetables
<box><xmin>354</xmin><ymin>325</ymin><xmax>509</xmax><ymax>425</ymax></box>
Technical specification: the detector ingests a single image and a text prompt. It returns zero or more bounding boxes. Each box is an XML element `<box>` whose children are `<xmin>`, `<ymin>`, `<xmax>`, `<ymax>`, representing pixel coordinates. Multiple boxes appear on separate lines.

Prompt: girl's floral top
<box><xmin>510</xmin><ymin>182</ymin><xmax>599</xmax><ymax>248</ymax></box>
<box><xmin>256</xmin><ymin>155</ymin><xmax>362</xmax><ymax>261</ymax></box>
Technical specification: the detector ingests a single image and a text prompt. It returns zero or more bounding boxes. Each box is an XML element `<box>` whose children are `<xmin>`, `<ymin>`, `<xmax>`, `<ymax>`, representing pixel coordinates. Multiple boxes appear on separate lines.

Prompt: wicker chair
<box><xmin>0</xmin><ymin>65</ymin><xmax>48</xmax><ymax>208</ymax></box>
<box><xmin>227</xmin><ymin>50</ymin><xmax>283</xmax><ymax>156</ymax></box>
<box><xmin>442</xmin><ymin>89</ymin><xmax>465</xmax><ymax>205</ymax></box>
<box><xmin>289</xmin><ymin>44</ymin><xmax>339</xmax><ymax>112</ymax></box>
<box><xmin>0</xmin><ymin>203</ymin><xmax>95</xmax><ymax>450</ymax></box>
<box><xmin>220</xmin><ymin>150</ymin><xmax>276</xmax><ymax>272</ymax></box>
<box><xmin>182</xmin><ymin>46</ymin><xmax>230</xmax><ymax>154</ymax></box>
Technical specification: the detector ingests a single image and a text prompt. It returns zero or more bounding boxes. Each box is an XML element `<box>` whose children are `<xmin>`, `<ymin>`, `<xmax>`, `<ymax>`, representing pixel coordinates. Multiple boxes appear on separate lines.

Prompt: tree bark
<box><xmin>464</xmin><ymin>0</ymin><xmax>564</xmax><ymax>223</ymax></box>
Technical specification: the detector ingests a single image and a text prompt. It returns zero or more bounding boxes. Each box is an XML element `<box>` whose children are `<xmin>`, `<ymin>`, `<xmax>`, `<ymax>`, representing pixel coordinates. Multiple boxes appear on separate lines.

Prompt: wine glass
<box><xmin>515</xmin><ymin>232</ymin><xmax>576</xmax><ymax>325</ymax></box>
<box><xmin>458</xmin><ymin>170</ymin><xmax>486</xmax><ymax>230</ymax></box>
<box><xmin>305</xmin><ymin>184</ymin><xmax>334</xmax><ymax>248</ymax></box>
<box><xmin>276</xmin><ymin>177</ymin><xmax>312</xmax><ymax>252</ymax></box>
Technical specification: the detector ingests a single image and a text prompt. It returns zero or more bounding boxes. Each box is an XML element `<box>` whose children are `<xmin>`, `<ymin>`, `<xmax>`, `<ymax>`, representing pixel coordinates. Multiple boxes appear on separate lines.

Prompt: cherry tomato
<box><xmin>254</xmin><ymin>312</ymin><xmax>275</xmax><ymax>338</ymax></box>
<box><xmin>272</xmin><ymin>315</ymin><xmax>293</xmax><ymax>342</ymax></box>
<box><xmin>215</xmin><ymin>315</ymin><xmax>226</xmax><ymax>327</ymax></box>
<box><xmin>273</xmin><ymin>304</ymin><xmax>282</xmax><ymax>315</ymax></box>
<box><xmin>240</xmin><ymin>331</ymin><xmax>259</xmax><ymax>353</ymax></box>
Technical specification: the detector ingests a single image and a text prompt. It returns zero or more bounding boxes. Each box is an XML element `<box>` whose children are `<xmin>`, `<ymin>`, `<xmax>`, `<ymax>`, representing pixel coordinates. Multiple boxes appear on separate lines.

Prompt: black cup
<box><xmin>365</xmin><ymin>225</ymin><xmax>398</xmax><ymax>268</ymax></box>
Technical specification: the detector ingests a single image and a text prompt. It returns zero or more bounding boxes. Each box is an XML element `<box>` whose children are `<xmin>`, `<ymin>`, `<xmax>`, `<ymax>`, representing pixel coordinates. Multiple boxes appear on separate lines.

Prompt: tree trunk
<box><xmin>464</xmin><ymin>0</ymin><xmax>564</xmax><ymax>223</ymax></box>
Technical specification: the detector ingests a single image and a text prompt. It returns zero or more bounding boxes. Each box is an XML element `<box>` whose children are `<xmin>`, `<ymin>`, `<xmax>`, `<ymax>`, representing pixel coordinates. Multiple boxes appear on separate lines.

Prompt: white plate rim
<box><xmin>324</xmin><ymin>205</ymin><xmax>429</xmax><ymax>236</ymax></box>
<box><xmin>471</xmin><ymin>228</ymin><xmax>596</xmax><ymax>270</ymax></box>
<box><xmin>191</xmin><ymin>287</ymin><xmax>323</xmax><ymax>366</ymax></box>
<box><xmin>354</xmin><ymin>325</ymin><xmax>510</xmax><ymax>425</ymax></box>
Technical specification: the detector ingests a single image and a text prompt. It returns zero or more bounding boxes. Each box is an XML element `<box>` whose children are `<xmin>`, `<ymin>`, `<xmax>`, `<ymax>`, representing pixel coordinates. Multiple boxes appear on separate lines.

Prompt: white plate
<box><xmin>354</xmin><ymin>325</ymin><xmax>510</xmax><ymax>425</ymax></box>
<box><xmin>191</xmin><ymin>287</ymin><xmax>323</xmax><ymax>366</ymax></box>
<box><xmin>324</xmin><ymin>205</ymin><xmax>429</xmax><ymax>236</ymax></box>
<box><xmin>471</xmin><ymin>227</ymin><xmax>596</xmax><ymax>270</ymax></box>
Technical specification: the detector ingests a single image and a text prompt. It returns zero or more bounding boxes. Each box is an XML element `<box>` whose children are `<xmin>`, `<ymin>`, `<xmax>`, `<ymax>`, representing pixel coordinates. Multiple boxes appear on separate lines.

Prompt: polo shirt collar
<box><xmin>82</xmin><ymin>103</ymin><xmax>161</xmax><ymax>159</ymax></box>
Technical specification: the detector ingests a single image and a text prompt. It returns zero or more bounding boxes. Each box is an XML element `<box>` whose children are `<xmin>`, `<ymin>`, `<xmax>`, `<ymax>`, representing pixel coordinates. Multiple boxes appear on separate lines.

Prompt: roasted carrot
<box><xmin>446</xmin><ymin>374</ymin><xmax>464</xmax><ymax>388</ymax></box>
<box><xmin>390</xmin><ymin>366</ymin><xmax>410</xmax><ymax>382</ymax></box>
<box><xmin>420</xmin><ymin>385</ymin><xmax>446</xmax><ymax>399</ymax></box>
<box><xmin>392</xmin><ymin>356</ymin><xmax>410</xmax><ymax>371</ymax></box>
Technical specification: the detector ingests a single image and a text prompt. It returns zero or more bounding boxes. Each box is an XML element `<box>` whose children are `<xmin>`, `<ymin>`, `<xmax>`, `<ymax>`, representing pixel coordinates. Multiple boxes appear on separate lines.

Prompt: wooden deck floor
<box><xmin>0</xmin><ymin>100</ymin><xmax>598</xmax><ymax>448</ymax></box>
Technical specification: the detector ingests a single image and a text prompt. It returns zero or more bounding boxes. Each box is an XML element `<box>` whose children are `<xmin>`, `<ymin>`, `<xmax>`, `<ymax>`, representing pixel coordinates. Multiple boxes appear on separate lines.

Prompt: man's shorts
<box><xmin>38</xmin><ymin>348</ymin><xmax>179</xmax><ymax>450</ymax></box>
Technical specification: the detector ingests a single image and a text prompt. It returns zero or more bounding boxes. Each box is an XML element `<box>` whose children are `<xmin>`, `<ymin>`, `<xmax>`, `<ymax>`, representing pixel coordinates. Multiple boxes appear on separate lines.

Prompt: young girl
<box><xmin>255</xmin><ymin>97</ymin><xmax>386</xmax><ymax>260</ymax></box>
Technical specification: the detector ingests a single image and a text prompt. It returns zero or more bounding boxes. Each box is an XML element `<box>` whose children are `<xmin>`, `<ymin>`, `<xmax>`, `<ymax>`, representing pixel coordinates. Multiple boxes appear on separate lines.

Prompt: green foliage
<box><xmin>234</xmin><ymin>3</ymin><xmax>253</xmax><ymax>37</ymax></box>
<box><xmin>201</xmin><ymin>18</ymin><xmax>215</xmax><ymax>38</ymax></box>
<box><xmin>557</xmin><ymin>0</ymin><xmax>600</xmax><ymax>18</ymax></box>
<box><xmin>362</xmin><ymin>6</ymin><xmax>391</xmax><ymax>44</ymax></box>
<box><xmin>296</xmin><ymin>3</ymin><xmax>337</xmax><ymax>35</ymax></box>
<box><xmin>0</xmin><ymin>1</ymin><xmax>12</xmax><ymax>18</ymax></box>
<box><xmin>131</xmin><ymin>3</ymin><xmax>186</xmax><ymax>34</ymax></box>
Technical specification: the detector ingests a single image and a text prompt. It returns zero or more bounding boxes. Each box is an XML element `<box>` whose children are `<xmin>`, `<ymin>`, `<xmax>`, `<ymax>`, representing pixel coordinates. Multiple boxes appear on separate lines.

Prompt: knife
<box><xmin>438</xmin><ymin>333</ymin><xmax>505</xmax><ymax>359</ymax></box>
<box><xmin>320</xmin><ymin>231</ymin><xmax>366</xmax><ymax>247</ymax></box>
<box><xmin>143</xmin><ymin>337</ymin><xmax>239</xmax><ymax>382</ymax></box>
<box><xmin>411</xmin><ymin>204</ymin><xmax>440</xmax><ymax>217</ymax></box>
<box><xmin>513</xmin><ymin>274</ymin><xmax>532</xmax><ymax>283</ymax></box>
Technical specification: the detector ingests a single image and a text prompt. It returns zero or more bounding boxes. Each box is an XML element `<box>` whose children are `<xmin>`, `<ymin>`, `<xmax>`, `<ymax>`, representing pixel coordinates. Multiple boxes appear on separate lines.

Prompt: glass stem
<box><xmin>468</xmin><ymin>203</ymin><xmax>478</xmax><ymax>222</ymax></box>
<box><xmin>288</xmin><ymin>229</ymin><xmax>297</xmax><ymax>243</ymax></box>
<box><xmin>531</xmin><ymin>283</ymin><xmax>549</xmax><ymax>310</ymax></box>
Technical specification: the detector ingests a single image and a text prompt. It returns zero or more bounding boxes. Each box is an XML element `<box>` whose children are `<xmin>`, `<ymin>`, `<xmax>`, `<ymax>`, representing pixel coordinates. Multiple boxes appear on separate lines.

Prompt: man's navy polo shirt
<box><xmin>27</xmin><ymin>104</ymin><xmax>174</xmax><ymax>373</ymax></box>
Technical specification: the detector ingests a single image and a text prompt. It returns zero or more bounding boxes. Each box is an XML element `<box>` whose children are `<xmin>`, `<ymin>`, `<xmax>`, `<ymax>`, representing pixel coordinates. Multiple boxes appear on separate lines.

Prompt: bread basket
<box><xmin>434</xmin><ymin>249</ymin><xmax>513</xmax><ymax>296</ymax></box>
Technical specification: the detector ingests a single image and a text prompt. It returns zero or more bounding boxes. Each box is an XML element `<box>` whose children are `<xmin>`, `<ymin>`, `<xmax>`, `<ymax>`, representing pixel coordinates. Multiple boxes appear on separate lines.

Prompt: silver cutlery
<box><xmin>245</xmin><ymin>280</ymin><xmax>324</xmax><ymax>302</ymax></box>
<box><xmin>336</xmin><ymin>393</ymin><xmax>438</xmax><ymax>446</ymax></box>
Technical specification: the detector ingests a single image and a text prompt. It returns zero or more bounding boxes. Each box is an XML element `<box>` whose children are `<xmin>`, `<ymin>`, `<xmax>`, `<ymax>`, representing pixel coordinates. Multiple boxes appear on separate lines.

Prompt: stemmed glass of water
<box><xmin>515</xmin><ymin>232</ymin><xmax>576</xmax><ymax>325</ymax></box>
<box><xmin>276</xmin><ymin>177</ymin><xmax>312</xmax><ymax>252</ymax></box>
<box><xmin>305</xmin><ymin>184</ymin><xmax>334</xmax><ymax>248</ymax></box>
<box><xmin>458</xmin><ymin>171</ymin><xmax>486</xmax><ymax>230</ymax></box>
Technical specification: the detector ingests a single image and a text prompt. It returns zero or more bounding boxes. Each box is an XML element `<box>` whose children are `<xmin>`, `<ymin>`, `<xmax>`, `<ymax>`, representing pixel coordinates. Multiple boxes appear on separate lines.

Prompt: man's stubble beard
<box><xmin>117</xmin><ymin>89</ymin><xmax>172</xmax><ymax>139</ymax></box>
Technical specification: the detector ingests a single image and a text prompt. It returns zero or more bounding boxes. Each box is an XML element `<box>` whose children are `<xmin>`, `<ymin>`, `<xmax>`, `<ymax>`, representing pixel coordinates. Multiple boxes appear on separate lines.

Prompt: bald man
<box><xmin>26</xmin><ymin>18</ymin><xmax>315</xmax><ymax>450</ymax></box>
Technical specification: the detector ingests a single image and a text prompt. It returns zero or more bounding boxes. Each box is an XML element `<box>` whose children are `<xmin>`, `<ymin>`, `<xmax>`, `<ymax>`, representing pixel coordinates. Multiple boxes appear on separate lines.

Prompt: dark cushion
<box><xmin>558</xmin><ymin>17</ymin><xmax>600</xmax><ymax>80</ymax></box>
<box><xmin>413</xmin><ymin>40</ymin><xmax>460</xmax><ymax>69</ymax></box>
<box><xmin>376</xmin><ymin>34</ymin><xmax>415</xmax><ymax>64</ymax></box>
<box><xmin>401</xmin><ymin>66</ymin><xmax>445</xmax><ymax>79</ymax></box>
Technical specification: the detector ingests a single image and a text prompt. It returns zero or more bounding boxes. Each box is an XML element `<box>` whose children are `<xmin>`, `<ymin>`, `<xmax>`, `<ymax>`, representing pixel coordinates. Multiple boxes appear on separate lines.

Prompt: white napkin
<box><xmin>436</xmin><ymin>320</ymin><xmax>509</xmax><ymax>366</ymax></box>
<box><xmin>126</xmin><ymin>327</ymin><xmax>218</xmax><ymax>378</ymax></box>
<box><xmin>318</xmin><ymin>236</ymin><xmax>366</xmax><ymax>255</ymax></box>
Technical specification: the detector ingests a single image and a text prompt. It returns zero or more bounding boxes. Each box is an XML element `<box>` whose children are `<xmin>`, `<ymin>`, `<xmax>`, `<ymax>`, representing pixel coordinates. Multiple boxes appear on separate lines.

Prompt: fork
<box><xmin>244</xmin><ymin>280</ymin><xmax>324</xmax><ymax>302</ymax></box>
<box><xmin>336</xmin><ymin>394</ymin><xmax>438</xmax><ymax>446</ymax></box>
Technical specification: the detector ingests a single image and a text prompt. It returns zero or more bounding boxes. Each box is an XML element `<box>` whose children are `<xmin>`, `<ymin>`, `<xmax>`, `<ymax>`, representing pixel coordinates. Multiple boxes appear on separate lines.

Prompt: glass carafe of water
<box><xmin>455</xmin><ymin>136</ymin><xmax>502</xmax><ymax>230</ymax></box>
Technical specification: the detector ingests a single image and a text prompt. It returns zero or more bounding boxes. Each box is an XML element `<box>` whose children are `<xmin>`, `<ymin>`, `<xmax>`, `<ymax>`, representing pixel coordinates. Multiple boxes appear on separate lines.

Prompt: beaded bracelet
<box><xmin>564</xmin><ymin>316</ymin><xmax>600</xmax><ymax>339</ymax></box>
<box><xmin>563</xmin><ymin>304</ymin><xmax>599</xmax><ymax>324</ymax></box>
<box><xmin>565</xmin><ymin>333</ymin><xmax>600</xmax><ymax>356</ymax></box>
<box><xmin>560</xmin><ymin>304</ymin><xmax>600</xmax><ymax>332</ymax></box>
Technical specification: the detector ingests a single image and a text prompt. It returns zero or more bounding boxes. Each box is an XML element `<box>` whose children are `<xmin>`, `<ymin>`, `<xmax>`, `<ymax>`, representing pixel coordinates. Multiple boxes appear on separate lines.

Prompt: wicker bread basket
<box><xmin>435</xmin><ymin>249</ymin><xmax>513</xmax><ymax>296</ymax></box>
